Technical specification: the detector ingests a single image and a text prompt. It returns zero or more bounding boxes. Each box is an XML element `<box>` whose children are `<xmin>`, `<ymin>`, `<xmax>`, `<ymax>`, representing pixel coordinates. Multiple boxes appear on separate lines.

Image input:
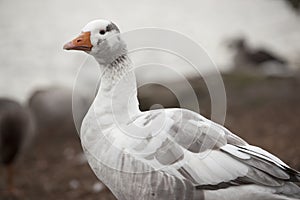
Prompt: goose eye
<box><xmin>99</xmin><ymin>30</ymin><xmax>106</xmax><ymax>35</ymax></box>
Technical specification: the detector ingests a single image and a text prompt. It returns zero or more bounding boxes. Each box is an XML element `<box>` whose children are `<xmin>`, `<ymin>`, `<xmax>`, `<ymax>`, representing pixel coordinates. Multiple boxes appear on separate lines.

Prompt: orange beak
<box><xmin>63</xmin><ymin>32</ymin><xmax>92</xmax><ymax>52</ymax></box>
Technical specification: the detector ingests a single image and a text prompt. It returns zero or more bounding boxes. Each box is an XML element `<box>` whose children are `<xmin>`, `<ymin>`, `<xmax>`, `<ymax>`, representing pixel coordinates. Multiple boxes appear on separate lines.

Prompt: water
<box><xmin>0</xmin><ymin>0</ymin><xmax>299</xmax><ymax>101</ymax></box>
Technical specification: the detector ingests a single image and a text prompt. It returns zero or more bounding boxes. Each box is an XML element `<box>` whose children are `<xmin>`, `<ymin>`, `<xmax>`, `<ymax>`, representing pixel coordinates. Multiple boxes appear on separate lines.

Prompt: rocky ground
<box><xmin>0</xmin><ymin>73</ymin><xmax>299</xmax><ymax>200</ymax></box>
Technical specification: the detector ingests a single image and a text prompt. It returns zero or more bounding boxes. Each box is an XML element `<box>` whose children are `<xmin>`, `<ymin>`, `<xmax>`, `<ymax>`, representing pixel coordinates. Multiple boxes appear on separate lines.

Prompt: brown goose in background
<box><xmin>0</xmin><ymin>98</ymin><xmax>35</xmax><ymax>193</ymax></box>
<box><xmin>228</xmin><ymin>37</ymin><xmax>290</xmax><ymax>76</ymax></box>
<box><xmin>28</xmin><ymin>87</ymin><xmax>91</xmax><ymax>136</ymax></box>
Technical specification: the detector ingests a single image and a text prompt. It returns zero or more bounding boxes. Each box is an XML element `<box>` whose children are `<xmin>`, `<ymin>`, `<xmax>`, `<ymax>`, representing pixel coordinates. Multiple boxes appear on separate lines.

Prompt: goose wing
<box><xmin>126</xmin><ymin>108</ymin><xmax>299</xmax><ymax>188</ymax></box>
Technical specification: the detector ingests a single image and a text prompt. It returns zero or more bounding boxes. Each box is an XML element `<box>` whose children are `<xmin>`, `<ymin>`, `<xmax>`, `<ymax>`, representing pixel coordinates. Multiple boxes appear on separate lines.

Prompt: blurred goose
<box><xmin>228</xmin><ymin>38</ymin><xmax>290</xmax><ymax>76</ymax></box>
<box><xmin>28</xmin><ymin>87</ymin><xmax>90</xmax><ymax>135</ymax></box>
<box><xmin>0</xmin><ymin>98</ymin><xmax>34</xmax><ymax>193</ymax></box>
<box><xmin>229</xmin><ymin>38</ymin><xmax>286</xmax><ymax>65</ymax></box>
<box><xmin>64</xmin><ymin>20</ymin><xmax>300</xmax><ymax>200</ymax></box>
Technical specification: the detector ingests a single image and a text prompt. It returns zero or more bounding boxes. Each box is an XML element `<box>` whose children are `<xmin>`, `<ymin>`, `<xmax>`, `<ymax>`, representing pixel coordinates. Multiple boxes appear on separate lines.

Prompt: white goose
<box><xmin>64</xmin><ymin>19</ymin><xmax>300</xmax><ymax>200</ymax></box>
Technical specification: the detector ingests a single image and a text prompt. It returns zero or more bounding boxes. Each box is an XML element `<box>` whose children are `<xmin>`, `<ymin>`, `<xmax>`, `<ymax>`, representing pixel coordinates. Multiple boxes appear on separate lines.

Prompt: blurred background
<box><xmin>0</xmin><ymin>0</ymin><xmax>300</xmax><ymax>199</ymax></box>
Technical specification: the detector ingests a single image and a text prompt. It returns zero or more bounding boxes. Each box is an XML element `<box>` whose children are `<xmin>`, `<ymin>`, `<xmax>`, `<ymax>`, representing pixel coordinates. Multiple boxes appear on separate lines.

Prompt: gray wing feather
<box><xmin>163</xmin><ymin>109</ymin><xmax>300</xmax><ymax>188</ymax></box>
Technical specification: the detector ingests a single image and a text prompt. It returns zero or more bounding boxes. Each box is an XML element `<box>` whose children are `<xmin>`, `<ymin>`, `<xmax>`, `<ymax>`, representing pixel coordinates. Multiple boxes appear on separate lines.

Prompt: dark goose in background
<box><xmin>226</xmin><ymin>37</ymin><xmax>293</xmax><ymax>76</ymax></box>
<box><xmin>0</xmin><ymin>98</ymin><xmax>35</xmax><ymax>193</ymax></box>
<box><xmin>28</xmin><ymin>87</ymin><xmax>91</xmax><ymax>136</ymax></box>
<box><xmin>230</xmin><ymin>38</ymin><xmax>287</xmax><ymax>66</ymax></box>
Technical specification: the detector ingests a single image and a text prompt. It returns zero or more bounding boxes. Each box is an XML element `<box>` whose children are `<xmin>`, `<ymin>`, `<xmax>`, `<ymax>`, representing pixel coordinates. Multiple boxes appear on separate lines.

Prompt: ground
<box><xmin>0</xmin><ymin>73</ymin><xmax>299</xmax><ymax>200</ymax></box>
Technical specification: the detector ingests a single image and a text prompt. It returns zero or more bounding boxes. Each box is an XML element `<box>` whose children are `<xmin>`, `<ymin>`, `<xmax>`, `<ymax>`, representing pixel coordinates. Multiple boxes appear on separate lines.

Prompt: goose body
<box><xmin>64</xmin><ymin>19</ymin><xmax>300</xmax><ymax>200</ymax></box>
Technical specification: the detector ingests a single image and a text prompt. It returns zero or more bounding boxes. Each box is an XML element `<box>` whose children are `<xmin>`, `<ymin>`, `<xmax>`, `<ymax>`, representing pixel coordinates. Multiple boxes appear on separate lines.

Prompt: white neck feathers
<box><xmin>93</xmin><ymin>55</ymin><xmax>140</xmax><ymax>127</ymax></box>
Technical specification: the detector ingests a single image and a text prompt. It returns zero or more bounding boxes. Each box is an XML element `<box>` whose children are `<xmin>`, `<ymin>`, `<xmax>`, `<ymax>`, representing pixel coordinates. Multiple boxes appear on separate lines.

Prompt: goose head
<box><xmin>64</xmin><ymin>19</ymin><xmax>127</xmax><ymax>65</ymax></box>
